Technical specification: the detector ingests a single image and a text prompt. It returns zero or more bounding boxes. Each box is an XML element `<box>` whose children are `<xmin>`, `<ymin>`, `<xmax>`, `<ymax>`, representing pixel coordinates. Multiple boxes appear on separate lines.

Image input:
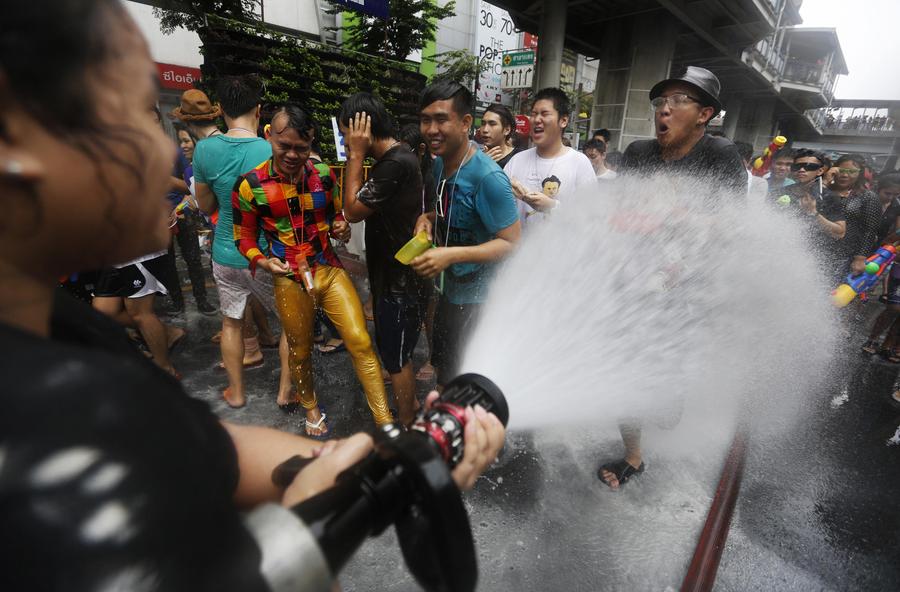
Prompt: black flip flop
<box><xmin>598</xmin><ymin>459</ymin><xmax>645</xmax><ymax>489</ymax></box>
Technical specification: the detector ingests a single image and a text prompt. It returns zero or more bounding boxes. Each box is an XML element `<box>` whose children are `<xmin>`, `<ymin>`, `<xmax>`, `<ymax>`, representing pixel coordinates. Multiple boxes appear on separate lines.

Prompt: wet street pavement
<box><xmin>168</xmin><ymin>251</ymin><xmax>900</xmax><ymax>591</ymax></box>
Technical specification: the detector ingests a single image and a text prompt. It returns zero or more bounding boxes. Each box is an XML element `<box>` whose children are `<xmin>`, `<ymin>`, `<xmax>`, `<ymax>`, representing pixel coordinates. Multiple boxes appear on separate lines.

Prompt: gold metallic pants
<box><xmin>274</xmin><ymin>266</ymin><xmax>392</xmax><ymax>426</ymax></box>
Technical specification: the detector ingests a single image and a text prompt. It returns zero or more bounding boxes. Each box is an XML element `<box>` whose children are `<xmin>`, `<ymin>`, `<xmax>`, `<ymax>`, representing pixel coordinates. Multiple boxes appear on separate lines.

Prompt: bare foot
<box><xmin>276</xmin><ymin>389</ymin><xmax>299</xmax><ymax>407</ymax></box>
<box><xmin>305</xmin><ymin>407</ymin><xmax>328</xmax><ymax>437</ymax></box>
<box><xmin>222</xmin><ymin>387</ymin><xmax>246</xmax><ymax>409</ymax></box>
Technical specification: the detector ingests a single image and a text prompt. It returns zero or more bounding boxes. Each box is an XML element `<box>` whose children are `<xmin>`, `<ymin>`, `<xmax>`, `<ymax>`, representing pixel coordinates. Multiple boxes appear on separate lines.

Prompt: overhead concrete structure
<box><xmin>796</xmin><ymin>99</ymin><xmax>900</xmax><ymax>171</ymax></box>
<box><xmin>483</xmin><ymin>0</ymin><xmax>854</xmax><ymax>158</ymax></box>
<box><xmin>488</xmin><ymin>0</ymin><xmax>804</xmax><ymax>150</ymax></box>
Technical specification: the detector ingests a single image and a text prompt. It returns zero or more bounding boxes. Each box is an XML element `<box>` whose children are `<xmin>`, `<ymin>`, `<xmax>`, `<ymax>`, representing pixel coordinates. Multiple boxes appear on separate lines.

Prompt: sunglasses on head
<box><xmin>791</xmin><ymin>162</ymin><xmax>823</xmax><ymax>172</ymax></box>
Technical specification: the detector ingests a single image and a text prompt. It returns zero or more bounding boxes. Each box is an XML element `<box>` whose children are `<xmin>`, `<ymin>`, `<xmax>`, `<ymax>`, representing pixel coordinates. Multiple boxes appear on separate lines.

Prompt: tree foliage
<box><xmin>152</xmin><ymin>0</ymin><xmax>260</xmax><ymax>34</ymax></box>
<box><xmin>429</xmin><ymin>49</ymin><xmax>489</xmax><ymax>89</ymax></box>
<box><xmin>331</xmin><ymin>0</ymin><xmax>456</xmax><ymax>62</ymax></box>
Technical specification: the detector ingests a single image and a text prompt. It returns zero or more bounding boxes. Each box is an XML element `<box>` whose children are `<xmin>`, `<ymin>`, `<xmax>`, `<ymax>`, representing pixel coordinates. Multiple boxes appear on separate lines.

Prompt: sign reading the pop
<box><xmin>501</xmin><ymin>50</ymin><xmax>535</xmax><ymax>89</ymax></box>
<box><xmin>475</xmin><ymin>1</ymin><xmax>520</xmax><ymax>106</ymax></box>
<box><xmin>157</xmin><ymin>63</ymin><xmax>201</xmax><ymax>91</ymax></box>
<box><xmin>330</xmin><ymin>0</ymin><xmax>389</xmax><ymax>19</ymax></box>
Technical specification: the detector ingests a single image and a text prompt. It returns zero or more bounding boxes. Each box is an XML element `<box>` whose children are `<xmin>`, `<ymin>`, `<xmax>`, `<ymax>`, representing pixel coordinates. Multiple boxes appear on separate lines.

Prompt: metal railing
<box><xmin>804</xmin><ymin>108</ymin><xmax>897</xmax><ymax>134</ymax></box>
<box><xmin>749</xmin><ymin>38</ymin><xmax>785</xmax><ymax>76</ymax></box>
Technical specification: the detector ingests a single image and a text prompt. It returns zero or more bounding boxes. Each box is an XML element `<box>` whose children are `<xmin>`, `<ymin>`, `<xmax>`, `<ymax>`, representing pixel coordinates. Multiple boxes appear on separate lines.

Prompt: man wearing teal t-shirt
<box><xmin>411</xmin><ymin>81</ymin><xmax>520</xmax><ymax>386</ymax></box>
<box><xmin>194</xmin><ymin>74</ymin><xmax>290</xmax><ymax>409</ymax></box>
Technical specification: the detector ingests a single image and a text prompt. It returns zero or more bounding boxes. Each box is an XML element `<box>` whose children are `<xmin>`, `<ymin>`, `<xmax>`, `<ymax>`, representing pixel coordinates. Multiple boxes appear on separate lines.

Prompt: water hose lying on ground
<box><xmin>680</xmin><ymin>430</ymin><xmax>747</xmax><ymax>592</ymax></box>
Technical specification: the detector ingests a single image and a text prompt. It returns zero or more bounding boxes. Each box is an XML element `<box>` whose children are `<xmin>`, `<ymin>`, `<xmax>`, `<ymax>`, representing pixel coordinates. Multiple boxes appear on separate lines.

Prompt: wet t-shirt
<box><xmin>193</xmin><ymin>135</ymin><xmax>271</xmax><ymax>268</ymax></box>
<box><xmin>433</xmin><ymin>148</ymin><xmax>519</xmax><ymax>305</ymax></box>
<box><xmin>0</xmin><ymin>291</ymin><xmax>267</xmax><ymax>592</ymax></box>
<box><xmin>877</xmin><ymin>198</ymin><xmax>900</xmax><ymax>244</ymax></box>
<box><xmin>622</xmin><ymin>134</ymin><xmax>747</xmax><ymax>196</ymax></box>
<box><xmin>356</xmin><ymin>143</ymin><xmax>432</xmax><ymax>298</ymax></box>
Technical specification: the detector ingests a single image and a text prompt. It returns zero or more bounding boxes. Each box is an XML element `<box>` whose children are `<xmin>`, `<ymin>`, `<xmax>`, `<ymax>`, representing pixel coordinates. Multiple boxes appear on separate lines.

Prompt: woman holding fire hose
<box><xmin>0</xmin><ymin>1</ymin><xmax>504</xmax><ymax>589</ymax></box>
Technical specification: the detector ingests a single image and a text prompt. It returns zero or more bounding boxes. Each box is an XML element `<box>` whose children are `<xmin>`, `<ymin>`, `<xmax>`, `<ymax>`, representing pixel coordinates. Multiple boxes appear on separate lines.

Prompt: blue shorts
<box><xmin>373</xmin><ymin>292</ymin><xmax>427</xmax><ymax>374</ymax></box>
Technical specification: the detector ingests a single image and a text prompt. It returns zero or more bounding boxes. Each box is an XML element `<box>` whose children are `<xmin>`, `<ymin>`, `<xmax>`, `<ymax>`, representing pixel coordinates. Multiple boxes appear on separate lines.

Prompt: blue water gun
<box><xmin>831</xmin><ymin>245</ymin><xmax>896</xmax><ymax>307</ymax></box>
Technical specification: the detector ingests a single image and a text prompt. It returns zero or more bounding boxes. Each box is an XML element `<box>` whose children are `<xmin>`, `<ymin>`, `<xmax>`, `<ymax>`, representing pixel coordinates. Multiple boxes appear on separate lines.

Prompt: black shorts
<box><xmin>373</xmin><ymin>292</ymin><xmax>427</xmax><ymax>374</ymax></box>
<box><xmin>431</xmin><ymin>297</ymin><xmax>481</xmax><ymax>385</ymax></box>
<box><xmin>94</xmin><ymin>255</ymin><xmax>169</xmax><ymax>299</ymax></box>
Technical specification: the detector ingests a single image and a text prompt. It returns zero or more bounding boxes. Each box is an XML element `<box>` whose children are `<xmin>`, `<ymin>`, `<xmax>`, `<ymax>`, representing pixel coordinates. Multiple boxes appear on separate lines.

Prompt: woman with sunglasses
<box><xmin>828</xmin><ymin>154</ymin><xmax>881</xmax><ymax>277</ymax></box>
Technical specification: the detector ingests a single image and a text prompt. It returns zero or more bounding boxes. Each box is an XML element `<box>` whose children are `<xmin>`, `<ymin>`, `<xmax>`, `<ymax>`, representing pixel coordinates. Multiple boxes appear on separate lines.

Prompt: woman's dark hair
<box><xmin>216</xmin><ymin>74</ymin><xmax>264</xmax><ymax>119</ymax></box>
<box><xmin>173</xmin><ymin>122</ymin><xmax>198</xmax><ymax>145</ymax></box>
<box><xmin>0</xmin><ymin>0</ymin><xmax>126</xmax><ymax>136</ymax></box>
<box><xmin>483</xmin><ymin>104</ymin><xmax>516</xmax><ymax>141</ymax></box>
<box><xmin>834</xmin><ymin>153</ymin><xmax>869</xmax><ymax>190</ymax></box>
<box><xmin>398</xmin><ymin>123</ymin><xmax>424</xmax><ymax>150</ymax></box>
<box><xmin>419</xmin><ymin>81</ymin><xmax>473</xmax><ymax>117</ymax></box>
<box><xmin>271</xmin><ymin>104</ymin><xmax>316</xmax><ymax>140</ymax></box>
<box><xmin>877</xmin><ymin>172</ymin><xmax>900</xmax><ymax>191</ymax></box>
<box><xmin>0</xmin><ymin>0</ymin><xmax>150</xmax><ymax>229</ymax></box>
<box><xmin>338</xmin><ymin>92</ymin><xmax>396</xmax><ymax>140</ymax></box>
<box><xmin>398</xmin><ymin>123</ymin><xmax>432</xmax><ymax>178</ymax></box>
<box><xmin>533</xmin><ymin>88</ymin><xmax>571</xmax><ymax>120</ymax></box>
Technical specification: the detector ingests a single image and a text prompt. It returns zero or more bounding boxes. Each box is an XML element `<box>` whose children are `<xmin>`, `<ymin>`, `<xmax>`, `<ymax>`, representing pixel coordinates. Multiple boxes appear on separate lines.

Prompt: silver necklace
<box><xmin>531</xmin><ymin>146</ymin><xmax>565</xmax><ymax>187</ymax></box>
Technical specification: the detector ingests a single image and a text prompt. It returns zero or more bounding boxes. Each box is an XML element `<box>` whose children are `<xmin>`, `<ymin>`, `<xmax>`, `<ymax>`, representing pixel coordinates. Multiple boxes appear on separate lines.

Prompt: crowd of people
<box><xmin>56</xmin><ymin>54</ymin><xmax>900</xmax><ymax>481</ymax></box>
<box><xmin>3</xmin><ymin>0</ymin><xmax>899</xmax><ymax>586</ymax></box>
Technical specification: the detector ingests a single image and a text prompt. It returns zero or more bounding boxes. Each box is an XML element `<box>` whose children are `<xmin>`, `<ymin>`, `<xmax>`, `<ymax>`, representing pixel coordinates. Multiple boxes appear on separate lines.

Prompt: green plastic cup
<box><xmin>395</xmin><ymin>231</ymin><xmax>433</xmax><ymax>264</ymax></box>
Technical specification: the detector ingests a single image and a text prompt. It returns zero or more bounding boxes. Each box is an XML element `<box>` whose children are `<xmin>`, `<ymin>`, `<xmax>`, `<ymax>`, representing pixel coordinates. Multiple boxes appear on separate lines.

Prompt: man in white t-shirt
<box><xmin>503</xmin><ymin>88</ymin><xmax>596</xmax><ymax>227</ymax></box>
<box><xmin>583</xmin><ymin>138</ymin><xmax>618</xmax><ymax>180</ymax></box>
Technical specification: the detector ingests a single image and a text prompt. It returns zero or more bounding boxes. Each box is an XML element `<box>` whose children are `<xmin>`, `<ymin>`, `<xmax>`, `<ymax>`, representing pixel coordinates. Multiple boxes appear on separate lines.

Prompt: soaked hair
<box><xmin>583</xmin><ymin>139</ymin><xmax>607</xmax><ymax>154</ymax></box>
<box><xmin>483</xmin><ymin>104</ymin><xmax>516</xmax><ymax>141</ymax></box>
<box><xmin>734</xmin><ymin>141</ymin><xmax>754</xmax><ymax>163</ymax></box>
<box><xmin>606</xmin><ymin>151</ymin><xmax>624</xmax><ymax>170</ymax></box>
<box><xmin>398</xmin><ymin>123</ymin><xmax>424</xmax><ymax>149</ymax></box>
<box><xmin>216</xmin><ymin>74</ymin><xmax>264</xmax><ymax>119</ymax></box>
<box><xmin>271</xmin><ymin>104</ymin><xmax>316</xmax><ymax>140</ymax></box>
<box><xmin>338</xmin><ymin>92</ymin><xmax>396</xmax><ymax>140</ymax></box>
<box><xmin>772</xmin><ymin>148</ymin><xmax>794</xmax><ymax>161</ymax></box>
<box><xmin>419</xmin><ymin>81</ymin><xmax>473</xmax><ymax>118</ymax></box>
<box><xmin>793</xmin><ymin>148</ymin><xmax>830</xmax><ymax>168</ymax></box>
<box><xmin>0</xmin><ymin>0</ymin><xmax>149</xmax><ymax>233</ymax></box>
<box><xmin>533</xmin><ymin>88</ymin><xmax>571</xmax><ymax>121</ymax></box>
<box><xmin>593</xmin><ymin>129</ymin><xmax>611</xmax><ymax>142</ymax></box>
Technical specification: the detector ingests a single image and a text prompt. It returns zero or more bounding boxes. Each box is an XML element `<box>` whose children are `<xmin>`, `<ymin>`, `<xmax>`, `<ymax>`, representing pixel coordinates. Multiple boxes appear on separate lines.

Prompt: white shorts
<box><xmin>212</xmin><ymin>261</ymin><xmax>277</xmax><ymax>320</ymax></box>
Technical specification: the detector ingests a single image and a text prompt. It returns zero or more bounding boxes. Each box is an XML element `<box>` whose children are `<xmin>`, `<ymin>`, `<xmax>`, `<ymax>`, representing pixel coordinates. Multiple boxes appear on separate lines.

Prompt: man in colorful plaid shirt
<box><xmin>232</xmin><ymin>104</ymin><xmax>392</xmax><ymax>437</ymax></box>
